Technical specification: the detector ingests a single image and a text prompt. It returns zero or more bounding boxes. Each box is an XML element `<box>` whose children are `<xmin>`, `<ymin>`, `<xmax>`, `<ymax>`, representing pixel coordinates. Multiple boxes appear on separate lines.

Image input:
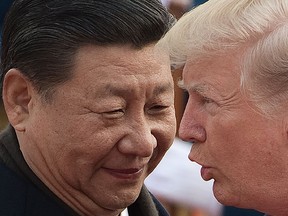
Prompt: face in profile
<box><xmin>179</xmin><ymin>51</ymin><xmax>288</xmax><ymax>209</ymax></box>
<box><xmin>20</xmin><ymin>44</ymin><xmax>176</xmax><ymax>214</ymax></box>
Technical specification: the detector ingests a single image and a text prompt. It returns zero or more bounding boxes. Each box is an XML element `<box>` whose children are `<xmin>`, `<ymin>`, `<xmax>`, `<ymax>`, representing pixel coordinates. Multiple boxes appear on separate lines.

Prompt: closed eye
<box><xmin>102</xmin><ymin>109</ymin><xmax>125</xmax><ymax>118</ymax></box>
<box><xmin>202</xmin><ymin>96</ymin><xmax>214</xmax><ymax>104</ymax></box>
<box><xmin>148</xmin><ymin>105</ymin><xmax>170</xmax><ymax>114</ymax></box>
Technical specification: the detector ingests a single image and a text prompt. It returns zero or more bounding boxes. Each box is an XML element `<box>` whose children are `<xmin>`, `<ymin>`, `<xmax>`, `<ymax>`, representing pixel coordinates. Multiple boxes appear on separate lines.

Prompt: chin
<box><xmin>108</xmin><ymin>191</ymin><xmax>140</xmax><ymax>210</ymax></box>
<box><xmin>213</xmin><ymin>183</ymin><xmax>241</xmax><ymax>207</ymax></box>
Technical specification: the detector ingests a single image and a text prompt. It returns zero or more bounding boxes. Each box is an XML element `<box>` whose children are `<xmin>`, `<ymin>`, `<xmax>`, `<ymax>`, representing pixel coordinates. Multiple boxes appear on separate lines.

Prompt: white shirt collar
<box><xmin>121</xmin><ymin>208</ymin><xmax>129</xmax><ymax>216</ymax></box>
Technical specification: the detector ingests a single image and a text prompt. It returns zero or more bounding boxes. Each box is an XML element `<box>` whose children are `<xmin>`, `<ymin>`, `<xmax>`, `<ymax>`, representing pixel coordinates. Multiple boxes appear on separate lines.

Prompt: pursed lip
<box><xmin>189</xmin><ymin>158</ymin><xmax>213</xmax><ymax>181</ymax></box>
<box><xmin>102</xmin><ymin>167</ymin><xmax>145</xmax><ymax>180</ymax></box>
<box><xmin>200</xmin><ymin>166</ymin><xmax>213</xmax><ymax>181</ymax></box>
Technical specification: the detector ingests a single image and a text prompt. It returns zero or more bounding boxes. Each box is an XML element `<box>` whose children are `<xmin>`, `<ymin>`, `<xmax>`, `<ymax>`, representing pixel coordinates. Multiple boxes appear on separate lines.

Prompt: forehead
<box><xmin>73</xmin><ymin>44</ymin><xmax>170</xmax><ymax>74</ymax></box>
<box><xmin>182</xmin><ymin>52</ymin><xmax>242</xmax><ymax>92</ymax></box>
<box><xmin>63</xmin><ymin>44</ymin><xmax>173</xmax><ymax>96</ymax></box>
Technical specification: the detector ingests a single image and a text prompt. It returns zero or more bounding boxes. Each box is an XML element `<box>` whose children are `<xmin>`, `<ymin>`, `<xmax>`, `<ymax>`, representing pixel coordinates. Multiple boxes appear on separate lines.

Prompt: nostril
<box><xmin>190</xmin><ymin>140</ymin><xmax>197</xmax><ymax>145</ymax></box>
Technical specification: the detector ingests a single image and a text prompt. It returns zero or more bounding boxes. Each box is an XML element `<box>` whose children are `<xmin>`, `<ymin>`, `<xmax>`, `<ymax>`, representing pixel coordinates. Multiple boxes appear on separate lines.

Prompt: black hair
<box><xmin>0</xmin><ymin>0</ymin><xmax>175</xmax><ymax>99</ymax></box>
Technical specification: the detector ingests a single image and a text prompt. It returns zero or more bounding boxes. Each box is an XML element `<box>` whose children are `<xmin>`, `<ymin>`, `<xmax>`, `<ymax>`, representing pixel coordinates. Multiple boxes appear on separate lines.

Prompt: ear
<box><xmin>2</xmin><ymin>69</ymin><xmax>34</xmax><ymax>132</ymax></box>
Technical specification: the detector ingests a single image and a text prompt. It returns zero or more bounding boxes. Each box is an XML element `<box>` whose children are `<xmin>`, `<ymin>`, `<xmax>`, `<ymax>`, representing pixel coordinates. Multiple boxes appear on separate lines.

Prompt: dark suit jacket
<box><xmin>223</xmin><ymin>206</ymin><xmax>264</xmax><ymax>216</ymax></box>
<box><xmin>0</xmin><ymin>126</ymin><xmax>169</xmax><ymax>216</ymax></box>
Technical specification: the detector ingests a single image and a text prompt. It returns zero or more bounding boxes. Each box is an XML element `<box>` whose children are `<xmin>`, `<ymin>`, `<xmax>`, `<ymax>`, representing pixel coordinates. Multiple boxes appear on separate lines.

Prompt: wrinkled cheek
<box><xmin>161</xmin><ymin>130</ymin><xmax>175</xmax><ymax>153</ymax></box>
<box><xmin>55</xmin><ymin>149</ymin><xmax>98</xmax><ymax>187</ymax></box>
<box><xmin>146</xmin><ymin>148</ymin><xmax>162</xmax><ymax>174</ymax></box>
<box><xmin>147</xmin><ymin>132</ymin><xmax>174</xmax><ymax>174</ymax></box>
<box><xmin>167</xmin><ymin>118</ymin><xmax>177</xmax><ymax>146</ymax></box>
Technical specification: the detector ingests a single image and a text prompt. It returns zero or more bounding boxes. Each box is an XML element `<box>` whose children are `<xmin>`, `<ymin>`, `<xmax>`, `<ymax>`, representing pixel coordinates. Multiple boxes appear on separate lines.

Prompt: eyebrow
<box><xmin>103</xmin><ymin>82</ymin><xmax>174</xmax><ymax>96</ymax></box>
<box><xmin>153</xmin><ymin>82</ymin><xmax>174</xmax><ymax>95</ymax></box>
<box><xmin>178</xmin><ymin>79</ymin><xmax>208</xmax><ymax>95</ymax></box>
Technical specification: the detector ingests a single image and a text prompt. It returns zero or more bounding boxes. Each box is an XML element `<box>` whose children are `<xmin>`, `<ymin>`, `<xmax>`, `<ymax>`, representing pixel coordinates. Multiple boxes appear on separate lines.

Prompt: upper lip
<box><xmin>188</xmin><ymin>156</ymin><xmax>199</xmax><ymax>164</ymax></box>
<box><xmin>103</xmin><ymin>167</ymin><xmax>143</xmax><ymax>174</ymax></box>
<box><xmin>102</xmin><ymin>163</ymin><xmax>146</xmax><ymax>173</ymax></box>
<box><xmin>189</xmin><ymin>158</ymin><xmax>210</xmax><ymax>168</ymax></box>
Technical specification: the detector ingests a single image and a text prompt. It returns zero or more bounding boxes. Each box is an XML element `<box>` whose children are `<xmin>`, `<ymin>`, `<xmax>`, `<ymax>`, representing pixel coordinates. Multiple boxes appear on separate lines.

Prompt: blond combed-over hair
<box><xmin>161</xmin><ymin>0</ymin><xmax>288</xmax><ymax>116</ymax></box>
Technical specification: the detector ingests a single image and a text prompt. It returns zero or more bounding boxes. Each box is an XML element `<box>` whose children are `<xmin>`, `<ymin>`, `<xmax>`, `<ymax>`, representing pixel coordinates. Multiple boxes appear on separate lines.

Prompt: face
<box><xmin>179</xmin><ymin>51</ymin><xmax>288</xmax><ymax>210</ymax></box>
<box><xmin>20</xmin><ymin>44</ymin><xmax>176</xmax><ymax>215</ymax></box>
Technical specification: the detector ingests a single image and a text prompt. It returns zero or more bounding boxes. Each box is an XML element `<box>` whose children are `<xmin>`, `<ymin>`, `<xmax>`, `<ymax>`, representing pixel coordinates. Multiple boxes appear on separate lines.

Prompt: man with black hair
<box><xmin>0</xmin><ymin>1</ymin><xmax>176</xmax><ymax>215</ymax></box>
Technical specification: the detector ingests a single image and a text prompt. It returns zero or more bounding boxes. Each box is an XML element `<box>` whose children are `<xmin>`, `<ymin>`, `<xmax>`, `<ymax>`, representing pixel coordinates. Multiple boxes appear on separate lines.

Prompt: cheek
<box><xmin>51</xmin><ymin>131</ymin><xmax>115</xmax><ymax>187</ymax></box>
<box><xmin>152</xmin><ymin>115</ymin><xmax>176</xmax><ymax>159</ymax></box>
<box><xmin>39</xmin><ymin>115</ymin><xmax>114</xmax><ymax>165</ymax></box>
<box><xmin>147</xmin><ymin>115</ymin><xmax>176</xmax><ymax>171</ymax></box>
<box><xmin>56</xmin><ymin>127</ymin><xmax>114</xmax><ymax>161</ymax></box>
<box><xmin>159</xmin><ymin>114</ymin><xmax>177</xmax><ymax>149</ymax></box>
<box><xmin>206</xmin><ymin>114</ymin><xmax>261</xmax><ymax>174</ymax></box>
<box><xmin>209</xmin><ymin>115</ymin><xmax>285</xmax><ymax>173</ymax></box>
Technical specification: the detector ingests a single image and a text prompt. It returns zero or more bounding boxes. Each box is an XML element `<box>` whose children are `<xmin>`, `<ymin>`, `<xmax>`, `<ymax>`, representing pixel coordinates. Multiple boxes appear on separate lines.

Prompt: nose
<box><xmin>178</xmin><ymin>101</ymin><xmax>206</xmax><ymax>144</ymax></box>
<box><xmin>117</xmin><ymin>118</ymin><xmax>157</xmax><ymax>158</ymax></box>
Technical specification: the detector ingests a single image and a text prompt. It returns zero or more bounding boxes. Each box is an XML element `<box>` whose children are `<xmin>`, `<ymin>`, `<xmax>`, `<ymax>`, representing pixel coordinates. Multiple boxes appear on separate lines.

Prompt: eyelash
<box><xmin>151</xmin><ymin>104</ymin><xmax>167</xmax><ymax>109</ymax></box>
<box><xmin>107</xmin><ymin>109</ymin><xmax>124</xmax><ymax>114</ymax></box>
<box><xmin>102</xmin><ymin>109</ymin><xmax>125</xmax><ymax>119</ymax></box>
<box><xmin>103</xmin><ymin>105</ymin><xmax>169</xmax><ymax>117</ymax></box>
<box><xmin>186</xmin><ymin>91</ymin><xmax>214</xmax><ymax>104</ymax></box>
<box><xmin>149</xmin><ymin>105</ymin><xmax>169</xmax><ymax>113</ymax></box>
<box><xmin>202</xmin><ymin>96</ymin><xmax>214</xmax><ymax>104</ymax></box>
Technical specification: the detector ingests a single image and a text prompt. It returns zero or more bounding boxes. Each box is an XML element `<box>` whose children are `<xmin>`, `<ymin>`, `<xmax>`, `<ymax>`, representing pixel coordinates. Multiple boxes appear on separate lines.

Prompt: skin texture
<box><xmin>179</xmin><ymin>50</ymin><xmax>288</xmax><ymax>215</ymax></box>
<box><xmin>3</xmin><ymin>44</ymin><xmax>176</xmax><ymax>216</ymax></box>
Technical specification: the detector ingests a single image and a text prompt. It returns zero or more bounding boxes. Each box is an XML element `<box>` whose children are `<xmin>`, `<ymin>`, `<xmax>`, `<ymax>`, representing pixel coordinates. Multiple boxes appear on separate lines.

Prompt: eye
<box><xmin>201</xmin><ymin>96</ymin><xmax>220</xmax><ymax>115</ymax></box>
<box><xmin>148</xmin><ymin>104</ymin><xmax>170</xmax><ymax>114</ymax></box>
<box><xmin>102</xmin><ymin>109</ymin><xmax>125</xmax><ymax>119</ymax></box>
<box><xmin>202</xmin><ymin>96</ymin><xmax>214</xmax><ymax>104</ymax></box>
<box><xmin>188</xmin><ymin>93</ymin><xmax>214</xmax><ymax>105</ymax></box>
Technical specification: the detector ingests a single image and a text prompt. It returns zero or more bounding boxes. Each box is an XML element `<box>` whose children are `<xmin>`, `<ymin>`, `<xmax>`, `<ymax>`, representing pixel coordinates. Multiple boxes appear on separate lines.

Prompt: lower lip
<box><xmin>103</xmin><ymin>168</ymin><xmax>144</xmax><ymax>180</ymax></box>
<box><xmin>200</xmin><ymin>166</ymin><xmax>213</xmax><ymax>181</ymax></box>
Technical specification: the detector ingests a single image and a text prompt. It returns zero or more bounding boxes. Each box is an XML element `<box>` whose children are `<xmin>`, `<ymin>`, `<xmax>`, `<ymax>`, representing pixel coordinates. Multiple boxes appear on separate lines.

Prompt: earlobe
<box><xmin>2</xmin><ymin>69</ymin><xmax>33</xmax><ymax>132</ymax></box>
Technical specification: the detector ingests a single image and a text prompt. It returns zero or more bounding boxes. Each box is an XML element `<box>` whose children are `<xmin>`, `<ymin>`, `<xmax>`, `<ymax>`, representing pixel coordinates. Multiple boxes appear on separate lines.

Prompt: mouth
<box><xmin>102</xmin><ymin>167</ymin><xmax>144</xmax><ymax>180</ymax></box>
<box><xmin>200</xmin><ymin>166</ymin><xmax>213</xmax><ymax>181</ymax></box>
<box><xmin>189</xmin><ymin>158</ymin><xmax>213</xmax><ymax>181</ymax></box>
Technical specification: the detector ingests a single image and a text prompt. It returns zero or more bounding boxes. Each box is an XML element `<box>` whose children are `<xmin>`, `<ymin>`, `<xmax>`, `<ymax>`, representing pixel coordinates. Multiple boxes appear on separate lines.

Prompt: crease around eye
<box><xmin>202</xmin><ymin>96</ymin><xmax>214</xmax><ymax>104</ymax></box>
<box><xmin>102</xmin><ymin>109</ymin><xmax>125</xmax><ymax>118</ymax></box>
<box><xmin>105</xmin><ymin>109</ymin><xmax>125</xmax><ymax>114</ymax></box>
<box><xmin>148</xmin><ymin>105</ymin><xmax>170</xmax><ymax>114</ymax></box>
